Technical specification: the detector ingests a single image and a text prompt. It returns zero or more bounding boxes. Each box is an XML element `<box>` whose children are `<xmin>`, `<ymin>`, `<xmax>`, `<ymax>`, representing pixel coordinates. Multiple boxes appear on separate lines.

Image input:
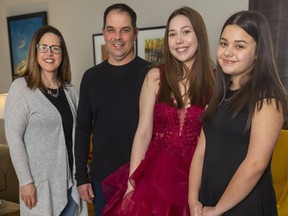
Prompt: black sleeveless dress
<box><xmin>199</xmin><ymin>91</ymin><xmax>278</xmax><ymax>216</ymax></box>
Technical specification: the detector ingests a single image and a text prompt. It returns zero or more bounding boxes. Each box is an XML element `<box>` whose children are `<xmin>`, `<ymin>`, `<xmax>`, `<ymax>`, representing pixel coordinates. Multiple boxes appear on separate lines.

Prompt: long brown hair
<box><xmin>20</xmin><ymin>25</ymin><xmax>71</xmax><ymax>90</ymax></box>
<box><xmin>202</xmin><ymin>11</ymin><xmax>288</xmax><ymax>128</ymax></box>
<box><xmin>158</xmin><ymin>7</ymin><xmax>215</xmax><ymax>108</ymax></box>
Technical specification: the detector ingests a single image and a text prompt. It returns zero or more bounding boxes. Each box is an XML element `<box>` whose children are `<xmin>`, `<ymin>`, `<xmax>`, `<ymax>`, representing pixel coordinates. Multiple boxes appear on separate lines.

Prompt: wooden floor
<box><xmin>88</xmin><ymin>202</ymin><xmax>95</xmax><ymax>216</ymax></box>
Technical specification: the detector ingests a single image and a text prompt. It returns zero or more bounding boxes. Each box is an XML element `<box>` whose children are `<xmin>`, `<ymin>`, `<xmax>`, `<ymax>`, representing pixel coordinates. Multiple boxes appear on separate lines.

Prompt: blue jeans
<box><xmin>91</xmin><ymin>179</ymin><xmax>106</xmax><ymax>216</ymax></box>
<box><xmin>60</xmin><ymin>188</ymin><xmax>78</xmax><ymax>216</ymax></box>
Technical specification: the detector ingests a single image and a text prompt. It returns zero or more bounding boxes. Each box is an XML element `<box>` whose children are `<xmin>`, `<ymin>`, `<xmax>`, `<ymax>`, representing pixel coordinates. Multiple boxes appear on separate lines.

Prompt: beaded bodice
<box><xmin>148</xmin><ymin>102</ymin><xmax>204</xmax><ymax>158</ymax></box>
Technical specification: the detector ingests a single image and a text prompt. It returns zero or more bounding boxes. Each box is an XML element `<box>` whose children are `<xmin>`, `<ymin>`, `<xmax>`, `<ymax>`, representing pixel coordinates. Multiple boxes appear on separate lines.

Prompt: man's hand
<box><xmin>20</xmin><ymin>183</ymin><xmax>37</xmax><ymax>209</ymax></box>
<box><xmin>77</xmin><ymin>183</ymin><xmax>94</xmax><ymax>203</ymax></box>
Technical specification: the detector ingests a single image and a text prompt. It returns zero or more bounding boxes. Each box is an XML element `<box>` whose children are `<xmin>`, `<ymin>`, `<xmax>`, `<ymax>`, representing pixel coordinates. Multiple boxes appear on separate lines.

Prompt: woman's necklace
<box><xmin>41</xmin><ymin>71</ymin><xmax>60</xmax><ymax>98</ymax></box>
<box><xmin>46</xmin><ymin>87</ymin><xmax>59</xmax><ymax>98</ymax></box>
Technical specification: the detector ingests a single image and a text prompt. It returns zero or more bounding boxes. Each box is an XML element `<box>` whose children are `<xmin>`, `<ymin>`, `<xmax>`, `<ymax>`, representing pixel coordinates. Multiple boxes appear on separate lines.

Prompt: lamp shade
<box><xmin>0</xmin><ymin>93</ymin><xmax>7</xmax><ymax>119</ymax></box>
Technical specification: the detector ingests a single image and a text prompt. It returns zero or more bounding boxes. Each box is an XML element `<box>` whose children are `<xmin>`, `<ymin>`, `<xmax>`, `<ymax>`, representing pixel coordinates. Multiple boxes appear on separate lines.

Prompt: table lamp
<box><xmin>0</xmin><ymin>93</ymin><xmax>7</xmax><ymax>119</ymax></box>
<box><xmin>0</xmin><ymin>93</ymin><xmax>7</xmax><ymax>144</ymax></box>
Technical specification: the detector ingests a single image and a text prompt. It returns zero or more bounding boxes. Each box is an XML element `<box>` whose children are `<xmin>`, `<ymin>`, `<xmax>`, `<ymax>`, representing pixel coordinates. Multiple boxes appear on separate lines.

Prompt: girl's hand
<box><xmin>123</xmin><ymin>181</ymin><xmax>134</xmax><ymax>197</ymax></box>
<box><xmin>189</xmin><ymin>200</ymin><xmax>203</xmax><ymax>216</ymax></box>
<box><xmin>203</xmin><ymin>206</ymin><xmax>222</xmax><ymax>216</ymax></box>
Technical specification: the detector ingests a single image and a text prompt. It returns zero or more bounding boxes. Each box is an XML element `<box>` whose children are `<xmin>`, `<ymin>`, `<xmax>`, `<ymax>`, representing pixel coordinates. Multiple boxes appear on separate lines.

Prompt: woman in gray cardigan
<box><xmin>4</xmin><ymin>25</ymin><xmax>87</xmax><ymax>216</ymax></box>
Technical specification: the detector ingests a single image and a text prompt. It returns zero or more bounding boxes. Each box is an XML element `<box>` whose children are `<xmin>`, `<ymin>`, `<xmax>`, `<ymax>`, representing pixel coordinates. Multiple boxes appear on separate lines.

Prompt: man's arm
<box><xmin>74</xmin><ymin>71</ymin><xmax>93</xmax><ymax>186</ymax></box>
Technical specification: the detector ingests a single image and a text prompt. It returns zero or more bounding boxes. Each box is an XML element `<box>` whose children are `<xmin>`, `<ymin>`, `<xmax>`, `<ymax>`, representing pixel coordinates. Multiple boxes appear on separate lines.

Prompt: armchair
<box><xmin>271</xmin><ymin>129</ymin><xmax>288</xmax><ymax>216</ymax></box>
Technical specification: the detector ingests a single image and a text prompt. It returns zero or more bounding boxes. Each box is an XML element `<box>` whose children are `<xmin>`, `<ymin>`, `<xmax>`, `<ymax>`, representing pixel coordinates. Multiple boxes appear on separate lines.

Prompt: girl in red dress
<box><xmin>102</xmin><ymin>6</ymin><xmax>215</xmax><ymax>215</ymax></box>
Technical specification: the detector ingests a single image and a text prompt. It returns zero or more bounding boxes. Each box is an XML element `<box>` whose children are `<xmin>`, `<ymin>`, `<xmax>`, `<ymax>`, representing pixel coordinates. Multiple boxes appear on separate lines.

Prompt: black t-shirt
<box><xmin>75</xmin><ymin>57</ymin><xmax>150</xmax><ymax>184</ymax></box>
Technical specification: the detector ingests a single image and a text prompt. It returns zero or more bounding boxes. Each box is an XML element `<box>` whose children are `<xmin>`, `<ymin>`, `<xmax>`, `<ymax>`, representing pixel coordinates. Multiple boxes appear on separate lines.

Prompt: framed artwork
<box><xmin>7</xmin><ymin>11</ymin><xmax>48</xmax><ymax>79</ymax></box>
<box><xmin>136</xmin><ymin>26</ymin><xmax>166</xmax><ymax>65</ymax></box>
<box><xmin>92</xmin><ymin>33</ymin><xmax>108</xmax><ymax>65</ymax></box>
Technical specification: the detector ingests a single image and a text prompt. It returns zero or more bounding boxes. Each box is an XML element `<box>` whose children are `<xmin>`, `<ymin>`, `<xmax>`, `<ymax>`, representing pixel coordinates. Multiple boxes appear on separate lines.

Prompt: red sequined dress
<box><xmin>103</xmin><ymin>101</ymin><xmax>204</xmax><ymax>216</ymax></box>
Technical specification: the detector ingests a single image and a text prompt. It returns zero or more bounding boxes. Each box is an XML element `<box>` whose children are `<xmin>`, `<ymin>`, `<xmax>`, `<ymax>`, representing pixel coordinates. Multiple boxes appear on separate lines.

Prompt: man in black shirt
<box><xmin>74</xmin><ymin>3</ymin><xmax>150</xmax><ymax>215</ymax></box>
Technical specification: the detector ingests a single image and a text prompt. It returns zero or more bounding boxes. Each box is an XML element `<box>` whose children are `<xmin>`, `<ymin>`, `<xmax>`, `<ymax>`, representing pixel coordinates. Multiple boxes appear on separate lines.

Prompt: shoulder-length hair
<box><xmin>202</xmin><ymin>10</ymin><xmax>288</xmax><ymax>128</ymax></box>
<box><xmin>158</xmin><ymin>6</ymin><xmax>215</xmax><ymax>108</ymax></box>
<box><xmin>20</xmin><ymin>25</ymin><xmax>71</xmax><ymax>90</ymax></box>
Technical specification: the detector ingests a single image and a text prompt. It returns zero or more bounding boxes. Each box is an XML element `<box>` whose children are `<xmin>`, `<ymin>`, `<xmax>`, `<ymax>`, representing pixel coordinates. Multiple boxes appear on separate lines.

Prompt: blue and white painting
<box><xmin>7</xmin><ymin>12</ymin><xmax>47</xmax><ymax>78</ymax></box>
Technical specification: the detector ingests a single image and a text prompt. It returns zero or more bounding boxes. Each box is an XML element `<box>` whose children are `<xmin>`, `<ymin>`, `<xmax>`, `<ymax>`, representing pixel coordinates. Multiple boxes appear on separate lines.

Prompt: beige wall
<box><xmin>0</xmin><ymin>0</ymin><xmax>248</xmax><ymax>93</ymax></box>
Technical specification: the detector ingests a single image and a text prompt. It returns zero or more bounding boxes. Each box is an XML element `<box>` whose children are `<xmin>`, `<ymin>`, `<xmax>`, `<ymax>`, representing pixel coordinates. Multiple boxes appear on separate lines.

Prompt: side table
<box><xmin>0</xmin><ymin>200</ymin><xmax>20</xmax><ymax>216</ymax></box>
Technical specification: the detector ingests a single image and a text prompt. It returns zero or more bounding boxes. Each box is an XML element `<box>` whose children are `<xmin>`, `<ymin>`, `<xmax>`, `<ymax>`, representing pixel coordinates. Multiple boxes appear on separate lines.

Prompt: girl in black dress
<box><xmin>188</xmin><ymin>11</ymin><xmax>288</xmax><ymax>216</ymax></box>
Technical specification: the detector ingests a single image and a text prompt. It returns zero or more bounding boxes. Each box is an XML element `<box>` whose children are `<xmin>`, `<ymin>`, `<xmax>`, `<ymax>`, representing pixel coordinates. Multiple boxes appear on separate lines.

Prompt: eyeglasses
<box><xmin>36</xmin><ymin>44</ymin><xmax>62</xmax><ymax>54</ymax></box>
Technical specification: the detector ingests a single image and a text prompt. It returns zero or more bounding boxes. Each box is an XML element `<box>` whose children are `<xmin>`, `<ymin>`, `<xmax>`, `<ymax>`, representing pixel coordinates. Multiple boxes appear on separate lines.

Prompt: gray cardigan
<box><xmin>5</xmin><ymin>77</ymin><xmax>87</xmax><ymax>216</ymax></box>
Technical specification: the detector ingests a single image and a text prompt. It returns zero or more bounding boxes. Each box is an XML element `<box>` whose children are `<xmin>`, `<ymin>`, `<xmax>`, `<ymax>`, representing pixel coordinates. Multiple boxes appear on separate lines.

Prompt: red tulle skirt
<box><xmin>102</xmin><ymin>148</ymin><xmax>191</xmax><ymax>215</ymax></box>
